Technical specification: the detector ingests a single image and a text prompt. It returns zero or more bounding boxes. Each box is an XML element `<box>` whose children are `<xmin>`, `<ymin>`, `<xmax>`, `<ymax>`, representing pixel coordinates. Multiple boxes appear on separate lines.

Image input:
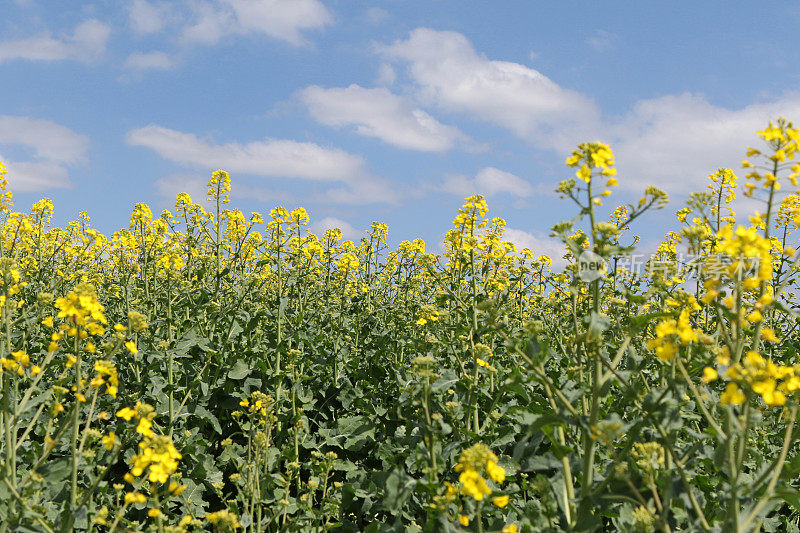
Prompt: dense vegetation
<box><xmin>1</xmin><ymin>120</ymin><xmax>800</xmax><ymax>532</ymax></box>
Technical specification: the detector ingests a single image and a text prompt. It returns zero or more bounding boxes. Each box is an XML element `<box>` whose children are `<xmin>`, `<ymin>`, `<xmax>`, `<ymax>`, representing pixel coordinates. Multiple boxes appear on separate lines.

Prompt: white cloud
<box><xmin>299</xmin><ymin>84</ymin><xmax>470</xmax><ymax>152</ymax></box>
<box><xmin>0</xmin><ymin>116</ymin><xmax>89</xmax><ymax>193</ymax></box>
<box><xmin>310</xmin><ymin>216</ymin><xmax>361</xmax><ymax>240</ymax></box>
<box><xmin>0</xmin><ymin>19</ymin><xmax>111</xmax><ymax>64</ymax></box>
<box><xmin>128</xmin><ymin>0</ymin><xmax>171</xmax><ymax>34</ymax></box>
<box><xmin>126</xmin><ymin>125</ymin><xmax>366</xmax><ymax>181</ymax></box>
<box><xmin>381</xmin><ymin>28</ymin><xmax>600</xmax><ymax>150</ymax></box>
<box><xmin>381</xmin><ymin>29</ymin><xmax>800</xmax><ymax>198</ymax></box>
<box><xmin>609</xmin><ymin>92</ymin><xmax>800</xmax><ymax>194</ymax></box>
<box><xmin>0</xmin><ymin>116</ymin><xmax>90</xmax><ymax>164</ymax></box>
<box><xmin>377</xmin><ymin>63</ymin><xmax>396</xmax><ymax>85</ymax></box>
<box><xmin>474</xmin><ymin>167</ymin><xmax>533</xmax><ymax>197</ymax></box>
<box><xmin>504</xmin><ymin>228</ymin><xmax>567</xmax><ymax>268</ymax></box>
<box><xmin>442</xmin><ymin>167</ymin><xmax>534</xmax><ymax>197</ymax></box>
<box><xmin>179</xmin><ymin>1</ymin><xmax>229</xmax><ymax>45</ymax></box>
<box><xmin>124</xmin><ymin>51</ymin><xmax>174</xmax><ymax>70</ymax></box>
<box><xmin>0</xmin><ymin>160</ymin><xmax>71</xmax><ymax>193</ymax></box>
<box><xmin>227</xmin><ymin>0</ymin><xmax>332</xmax><ymax>45</ymax></box>
<box><xmin>128</xmin><ymin>125</ymin><xmax>398</xmax><ymax>205</ymax></box>
<box><xmin>180</xmin><ymin>0</ymin><xmax>332</xmax><ymax>46</ymax></box>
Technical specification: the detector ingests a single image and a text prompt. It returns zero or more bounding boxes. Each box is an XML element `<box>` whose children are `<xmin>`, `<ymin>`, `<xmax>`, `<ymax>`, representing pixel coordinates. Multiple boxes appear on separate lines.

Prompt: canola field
<box><xmin>1</xmin><ymin>120</ymin><xmax>800</xmax><ymax>532</ymax></box>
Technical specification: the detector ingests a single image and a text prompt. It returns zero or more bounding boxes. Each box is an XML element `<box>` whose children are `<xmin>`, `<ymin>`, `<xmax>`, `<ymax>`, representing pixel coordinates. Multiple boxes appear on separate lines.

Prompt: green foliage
<box><xmin>1</xmin><ymin>122</ymin><xmax>800</xmax><ymax>532</ymax></box>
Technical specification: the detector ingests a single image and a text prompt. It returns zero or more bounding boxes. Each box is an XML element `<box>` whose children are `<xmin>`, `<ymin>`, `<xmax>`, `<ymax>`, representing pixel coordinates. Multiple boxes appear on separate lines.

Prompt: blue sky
<box><xmin>2</xmin><ymin>0</ymin><xmax>800</xmax><ymax>259</ymax></box>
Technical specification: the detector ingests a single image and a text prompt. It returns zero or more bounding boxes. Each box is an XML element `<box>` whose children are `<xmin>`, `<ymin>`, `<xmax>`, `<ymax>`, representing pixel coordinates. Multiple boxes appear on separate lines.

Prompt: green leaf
<box><xmin>193</xmin><ymin>405</ymin><xmax>222</xmax><ymax>434</ymax></box>
<box><xmin>335</xmin><ymin>415</ymin><xmax>376</xmax><ymax>452</ymax></box>
<box><xmin>776</xmin><ymin>486</ymin><xmax>800</xmax><ymax>512</ymax></box>
<box><xmin>381</xmin><ymin>468</ymin><xmax>416</xmax><ymax>513</ymax></box>
<box><xmin>228</xmin><ymin>359</ymin><xmax>251</xmax><ymax>380</ymax></box>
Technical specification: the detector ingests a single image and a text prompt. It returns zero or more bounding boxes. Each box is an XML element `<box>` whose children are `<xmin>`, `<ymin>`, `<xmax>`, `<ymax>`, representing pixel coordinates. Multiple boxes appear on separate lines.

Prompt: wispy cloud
<box><xmin>127</xmin><ymin>125</ymin><xmax>364</xmax><ymax>181</ymax></box>
<box><xmin>0</xmin><ymin>116</ymin><xmax>89</xmax><ymax>164</ymax></box>
<box><xmin>179</xmin><ymin>0</ymin><xmax>333</xmax><ymax>47</ymax></box>
<box><xmin>128</xmin><ymin>0</ymin><xmax>173</xmax><ymax>35</ymax></box>
<box><xmin>299</xmin><ymin>84</ymin><xmax>471</xmax><ymax>152</ymax></box>
<box><xmin>382</xmin><ymin>28</ymin><xmax>800</xmax><ymax>197</ymax></box>
<box><xmin>0</xmin><ymin>19</ymin><xmax>111</xmax><ymax>64</ymax></box>
<box><xmin>0</xmin><ymin>160</ymin><xmax>70</xmax><ymax>192</ymax></box>
<box><xmin>380</xmin><ymin>28</ymin><xmax>600</xmax><ymax>151</ymax></box>
<box><xmin>124</xmin><ymin>51</ymin><xmax>174</xmax><ymax>71</ymax></box>
<box><xmin>376</xmin><ymin>63</ymin><xmax>396</xmax><ymax>85</ymax></box>
<box><xmin>441</xmin><ymin>167</ymin><xmax>535</xmax><ymax>198</ymax></box>
<box><xmin>0</xmin><ymin>115</ymin><xmax>89</xmax><ymax>192</ymax></box>
<box><xmin>609</xmin><ymin>92</ymin><xmax>800</xmax><ymax>194</ymax></box>
<box><xmin>127</xmin><ymin>125</ymin><xmax>399</xmax><ymax>205</ymax></box>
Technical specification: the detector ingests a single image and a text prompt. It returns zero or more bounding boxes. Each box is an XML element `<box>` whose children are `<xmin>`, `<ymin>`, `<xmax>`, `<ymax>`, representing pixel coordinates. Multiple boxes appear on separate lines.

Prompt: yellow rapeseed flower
<box><xmin>492</xmin><ymin>495</ymin><xmax>509</xmax><ymax>508</ymax></box>
<box><xmin>702</xmin><ymin>367</ymin><xmax>718</xmax><ymax>383</ymax></box>
<box><xmin>720</xmin><ymin>383</ymin><xmax>746</xmax><ymax>406</ymax></box>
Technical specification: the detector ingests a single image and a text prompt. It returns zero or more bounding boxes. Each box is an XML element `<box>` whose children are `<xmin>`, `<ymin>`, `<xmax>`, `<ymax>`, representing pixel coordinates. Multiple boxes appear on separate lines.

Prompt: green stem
<box><xmin>69</xmin><ymin>331</ymin><xmax>81</xmax><ymax>512</ymax></box>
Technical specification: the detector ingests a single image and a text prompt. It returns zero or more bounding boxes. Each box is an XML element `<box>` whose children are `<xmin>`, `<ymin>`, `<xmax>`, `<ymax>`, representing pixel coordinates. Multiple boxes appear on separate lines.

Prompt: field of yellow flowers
<box><xmin>0</xmin><ymin>119</ymin><xmax>800</xmax><ymax>532</ymax></box>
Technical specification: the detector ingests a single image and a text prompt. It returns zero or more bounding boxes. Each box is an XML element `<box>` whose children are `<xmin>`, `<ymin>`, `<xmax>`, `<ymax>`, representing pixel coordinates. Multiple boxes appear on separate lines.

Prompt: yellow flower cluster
<box><xmin>566</xmin><ymin>142</ymin><xmax>617</xmax><ymax>183</ymax></box>
<box><xmin>124</xmin><ymin>491</ymin><xmax>147</xmax><ymax>505</ymax></box>
<box><xmin>128</xmin><ymin>310</ymin><xmax>149</xmax><ymax>332</ymax></box>
<box><xmin>0</xmin><ymin>260</ymin><xmax>27</xmax><ymax>304</ymax></box>
<box><xmin>117</xmin><ymin>401</ymin><xmax>153</xmax><ymax>432</ymax></box>
<box><xmin>415</xmin><ymin>304</ymin><xmax>439</xmax><ymax>326</ymax></box>
<box><xmin>707</xmin><ymin>168</ymin><xmax>738</xmax><ymax>203</ymax></box>
<box><xmin>0</xmin><ymin>349</ymin><xmax>40</xmax><ymax>376</ymax></box>
<box><xmin>117</xmin><ymin>402</ymin><xmax>185</xmax><ymax>485</ymax></box>
<box><xmin>646</xmin><ymin>295</ymin><xmax>702</xmax><ymax>362</ymax></box>
<box><xmin>131</xmin><ymin>434</ymin><xmax>182</xmax><ymax>484</ymax></box>
<box><xmin>90</xmin><ymin>359</ymin><xmax>118</xmax><ymax>398</ymax></box>
<box><xmin>589</xmin><ymin>418</ymin><xmax>624</xmax><ymax>445</ymax></box>
<box><xmin>474</xmin><ymin>342</ymin><xmax>495</xmax><ymax>371</ymax></box>
<box><xmin>55</xmin><ymin>283</ymin><xmax>107</xmax><ymax>336</ymax></box>
<box><xmin>290</xmin><ymin>206</ymin><xmax>310</xmax><ymax>226</ymax></box>
<box><xmin>742</xmin><ymin>118</ymin><xmax>800</xmax><ymax>195</ymax></box>
<box><xmin>453</xmin><ymin>194</ymin><xmax>489</xmax><ymax>231</ymax></box>
<box><xmin>712</xmin><ymin>225</ymin><xmax>774</xmax><ymax>286</ymax></box>
<box><xmin>0</xmin><ymin>162</ymin><xmax>13</xmax><ymax>213</ymax></box>
<box><xmin>207</xmin><ymin>169</ymin><xmax>232</xmax><ymax>205</ymax></box>
<box><xmin>205</xmin><ymin>509</ymin><xmax>241</xmax><ymax>530</ymax></box>
<box><xmin>101</xmin><ymin>432</ymin><xmax>117</xmax><ymax>450</ymax></box>
<box><xmin>705</xmin><ymin>350</ymin><xmax>800</xmax><ymax>407</ymax></box>
<box><xmin>632</xmin><ymin>441</ymin><xmax>665</xmax><ymax>484</ymax></box>
<box><xmin>454</xmin><ymin>443</ymin><xmax>505</xmax><ymax>501</ymax></box>
<box><xmin>157</xmin><ymin>252</ymin><xmax>185</xmax><ymax>272</ymax></box>
<box><xmin>398</xmin><ymin>238</ymin><xmax>425</xmax><ymax>259</ymax></box>
<box><xmin>337</xmin><ymin>252</ymin><xmax>359</xmax><ymax>272</ymax></box>
<box><xmin>561</xmin><ymin>142</ymin><xmax>623</xmax><ymax>206</ymax></box>
<box><xmin>239</xmin><ymin>390</ymin><xmax>274</xmax><ymax>424</ymax></box>
<box><xmin>776</xmin><ymin>194</ymin><xmax>800</xmax><ymax>235</ymax></box>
